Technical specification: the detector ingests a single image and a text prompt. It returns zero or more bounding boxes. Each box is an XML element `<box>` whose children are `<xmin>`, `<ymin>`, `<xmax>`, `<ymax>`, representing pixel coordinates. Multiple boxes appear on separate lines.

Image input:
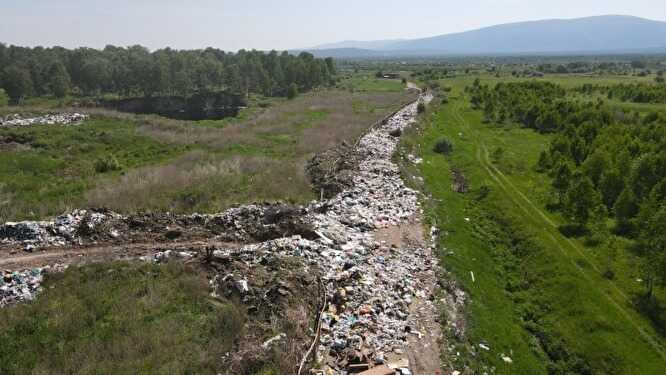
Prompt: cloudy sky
<box><xmin>1</xmin><ymin>0</ymin><xmax>665</xmax><ymax>50</ymax></box>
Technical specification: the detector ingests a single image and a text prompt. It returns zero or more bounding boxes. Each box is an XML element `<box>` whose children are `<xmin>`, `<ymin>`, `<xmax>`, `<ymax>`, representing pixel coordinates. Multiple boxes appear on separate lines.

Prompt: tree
<box><xmin>552</xmin><ymin>162</ymin><xmax>572</xmax><ymax>205</ymax></box>
<box><xmin>563</xmin><ymin>174</ymin><xmax>601</xmax><ymax>226</ymax></box>
<box><xmin>638</xmin><ymin>204</ymin><xmax>666</xmax><ymax>298</ymax></box>
<box><xmin>582</xmin><ymin>151</ymin><xmax>609</xmax><ymax>187</ymax></box>
<box><xmin>599</xmin><ymin>168</ymin><xmax>625</xmax><ymax>209</ymax></box>
<box><xmin>287</xmin><ymin>83</ymin><xmax>298</xmax><ymax>100</ymax></box>
<box><xmin>48</xmin><ymin>62</ymin><xmax>71</xmax><ymax>98</ymax></box>
<box><xmin>613</xmin><ymin>187</ymin><xmax>638</xmax><ymax>234</ymax></box>
<box><xmin>80</xmin><ymin>57</ymin><xmax>112</xmax><ymax>95</ymax></box>
<box><xmin>1</xmin><ymin>65</ymin><xmax>33</xmax><ymax>104</ymax></box>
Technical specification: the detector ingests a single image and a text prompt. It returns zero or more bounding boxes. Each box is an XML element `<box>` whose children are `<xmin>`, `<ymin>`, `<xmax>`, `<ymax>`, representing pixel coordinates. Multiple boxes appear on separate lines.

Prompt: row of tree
<box><xmin>575</xmin><ymin>81</ymin><xmax>666</xmax><ymax>104</ymax></box>
<box><xmin>468</xmin><ymin>79</ymin><xmax>567</xmax><ymax>132</ymax></box>
<box><xmin>468</xmin><ymin>79</ymin><xmax>666</xmax><ymax>296</ymax></box>
<box><xmin>0</xmin><ymin>44</ymin><xmax>336</xmax><ymax>103</ymax></box>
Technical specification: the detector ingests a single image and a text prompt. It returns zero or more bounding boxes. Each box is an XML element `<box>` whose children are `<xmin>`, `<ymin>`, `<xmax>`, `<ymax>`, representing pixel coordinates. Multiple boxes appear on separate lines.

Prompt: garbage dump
<box><xmin>0</xmin><ymin>94</ymin><xmax>448</xmax><ymax>374</ymax></box>
<box><xmin>0</xmin><ymin>113</ymin><xmax>88</xmax><ymax>127</ymax></box>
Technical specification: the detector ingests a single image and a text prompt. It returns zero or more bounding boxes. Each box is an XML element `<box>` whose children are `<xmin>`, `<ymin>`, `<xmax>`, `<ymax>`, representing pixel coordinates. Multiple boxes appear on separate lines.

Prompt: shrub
<box><xmin>94</xmin><ymin>155</ymin><xmax>122</xmax><ymax>173</ymax></box>
<box><xmin>0</xmin><ymin>88</ymin><xmax>8</xmax><ymax>107</ymax></box>
<box><xmin>417</xmin><ymin>102</ymin><xmax>426</xmax><ymax>114</ymax></box>
<box><xmin>433</xmin><ymin>138</ymin><xmax>453</xmax><ymax>155</ymax></box>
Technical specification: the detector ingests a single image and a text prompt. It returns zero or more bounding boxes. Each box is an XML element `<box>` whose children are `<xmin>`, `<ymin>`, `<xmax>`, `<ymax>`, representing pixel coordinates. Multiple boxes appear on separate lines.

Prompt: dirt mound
<box><xmin>307</xmin><ymin>141</ymin><xmax>362</xmax><ymax>199</ymax></box>
<box><xmin>208</xmin><ymin>251</ymin><xmax>324</xmax><ymax>374</ymax></box>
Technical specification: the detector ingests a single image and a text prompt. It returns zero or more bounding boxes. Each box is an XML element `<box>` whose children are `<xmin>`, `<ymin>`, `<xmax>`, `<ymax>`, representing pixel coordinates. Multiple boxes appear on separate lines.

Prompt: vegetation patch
<box><xmin>0</xmin><ymin>261</ymin><xmax>244</xmax><ymax>374</ymax></box>
<box><xmin>403</xmin><ymin>74</ymin><xmax>666</xmax><ymax>373</ymax></box>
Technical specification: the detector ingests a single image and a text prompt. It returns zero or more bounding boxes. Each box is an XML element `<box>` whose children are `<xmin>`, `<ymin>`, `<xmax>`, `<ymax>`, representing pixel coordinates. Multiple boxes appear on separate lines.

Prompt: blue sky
<box><xmin>1</xmin><ymin>0</ymin><xmax>665</xmax><ymax>50</ymax></box>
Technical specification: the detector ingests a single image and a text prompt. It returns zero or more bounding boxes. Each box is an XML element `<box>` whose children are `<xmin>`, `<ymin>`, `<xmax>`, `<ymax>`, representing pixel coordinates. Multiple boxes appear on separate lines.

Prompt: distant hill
<box><xmin>305</xmin><ymin>15</ymin><xmax>666</xmax><ymax>57</ymax></box>
<box><xmin>310</xmin><ymin>39</ymin><xmax>405</xmax><ymax>50</ymax></box>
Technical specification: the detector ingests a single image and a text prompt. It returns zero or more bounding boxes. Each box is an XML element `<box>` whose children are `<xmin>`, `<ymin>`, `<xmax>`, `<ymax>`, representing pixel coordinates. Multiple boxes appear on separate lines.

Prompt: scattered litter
<box><xmin>502</xmin><ymin>355</ymin><xmax>513</xmax><ymax>364</ymax></box>
<box><xmin>479</xmin><ymin>343</ymin><xmax>490</xmax><ymax>351</ymax></box>
<box><xmin>0</xmin><ymin>113</ymin><xmax>88</xmax><ymax>127</ymax></box>
<box><xmin>262</xmin><ymin>333</ymin><xmax>286</xmax><ymax>349</ymax></box>
<box><xmin>470</xmin><ymin>271</ymin><xmax>475</xmax><ymax>283</ymax></box>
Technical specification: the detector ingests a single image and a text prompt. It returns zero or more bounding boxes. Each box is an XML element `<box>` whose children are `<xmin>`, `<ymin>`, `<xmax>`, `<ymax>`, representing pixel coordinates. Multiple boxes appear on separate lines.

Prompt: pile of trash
<box><xmin>0</xmin><ymin>209</ymin><xmax>121</xmax><ymax>251</ymax></box>
<box><xmin>0</xmin><ymin>113</ymin><xmax>88</xmax><ymax>127</ymax></box>
<box><xmin>0</xmin><ymin>265</ymin><xmax>67</xmax><ymax>307</ymax></box>
<box><xmin>208</xmin><ymin>95</ymin><xmax>437</xmax><ymax>373</ymax></box>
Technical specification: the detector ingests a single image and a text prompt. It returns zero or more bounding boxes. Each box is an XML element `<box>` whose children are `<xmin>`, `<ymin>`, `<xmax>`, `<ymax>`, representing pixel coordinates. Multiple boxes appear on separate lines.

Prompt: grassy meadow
<box><xmin>0</xmin><ymin>80</ymin><xmax>414</xmax><ymax>221</ymax></box>
<box><xmin>400</xmin><ymin>72</ymin><xmax>666</xmax><ymax>373</ymax></box>
<box><xmin>0</xmin><ymin>261</ymin><xmax>244</xmax><ymax>374</ymax></box>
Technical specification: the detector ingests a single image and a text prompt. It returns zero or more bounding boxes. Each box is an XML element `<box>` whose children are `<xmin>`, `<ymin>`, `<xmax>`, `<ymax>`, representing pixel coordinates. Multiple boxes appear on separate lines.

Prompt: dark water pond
<box><xmin>101</xmin><ymin>92</ymin><xmax>246</xmax><ymax>120</ymax></box>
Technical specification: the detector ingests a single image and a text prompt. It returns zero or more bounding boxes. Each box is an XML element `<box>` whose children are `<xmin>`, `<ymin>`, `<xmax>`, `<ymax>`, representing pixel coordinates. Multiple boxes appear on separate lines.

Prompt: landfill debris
<box><xmin>262</xmin><ymin>333</ymin><xmax>287</xmax><ymax>349</ymax></box>
<box><xmin>0</xmin><ymin>264</ymin><xmax>67</xmax><ymax>307</ymax></box>
<box><xmin>0</xmin><ymin>113</ymin><xmax>88</xmax><ymax>127</ymax></box>
<box><xmin>406</xmin><ymin>154</ymin><xmax>423</xmax><ymax>165</ymax></box>
<box><xmin>502</xmin><ymin>355</ymin><xmax>513</xmax><ymax>364</ymax></box>
<box><xmin>0</xmin><ymin>209</ymin><xmax>121</xmax><ymax>250</ymax></box>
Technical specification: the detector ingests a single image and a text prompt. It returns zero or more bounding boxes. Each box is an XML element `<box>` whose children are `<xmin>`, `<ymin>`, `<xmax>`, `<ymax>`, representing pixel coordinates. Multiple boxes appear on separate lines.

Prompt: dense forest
<box><xmin>469</xmin><ymin>80</ymin><xmax>666</xmax><ymax>297</ymax></box>
<box><xmin>0</xmin><ymin>43</ymin><xmax>335</xmax><ymax>103</ymax></box>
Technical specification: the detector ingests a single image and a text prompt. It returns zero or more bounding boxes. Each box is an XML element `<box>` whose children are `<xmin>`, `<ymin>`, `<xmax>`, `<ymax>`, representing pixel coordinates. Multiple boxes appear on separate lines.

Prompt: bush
<box><xmin>433</xmin><ymin>138</ymin><xmax>453</xmax><ymax>155</ymax></box>
<box><xmin>417</xmin><ymin>102</ymin><xmax>426</xmax><ymax>114</ymax></box>
<box><xmin>0</xmin><ymin>88</ymin><xmax>8</xmax><ymax>107</ymax></box>
<box><xmin>94</xmin><ymin>155</ymin><xmax>122</xmax><ymax>173</ymax></box>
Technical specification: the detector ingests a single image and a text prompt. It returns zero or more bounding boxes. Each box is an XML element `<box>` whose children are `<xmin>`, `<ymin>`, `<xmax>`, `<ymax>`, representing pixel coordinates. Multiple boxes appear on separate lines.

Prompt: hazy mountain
<box><xmin>308</xmin><ymin>15</ymin><xmax>666</xmax><ymax>56</ymax></box>
<box><xmin>311</xmin><ymin>39</ymin><xmax>405</xmax><ymax>50</ymax></box>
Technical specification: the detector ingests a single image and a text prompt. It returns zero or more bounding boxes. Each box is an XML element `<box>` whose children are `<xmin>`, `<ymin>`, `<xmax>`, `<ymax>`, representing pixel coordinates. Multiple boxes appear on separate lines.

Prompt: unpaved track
<box><xmin>0</xmin><ymin>239</ymin><xmax>238</xmax><ymax>269</ymax></box>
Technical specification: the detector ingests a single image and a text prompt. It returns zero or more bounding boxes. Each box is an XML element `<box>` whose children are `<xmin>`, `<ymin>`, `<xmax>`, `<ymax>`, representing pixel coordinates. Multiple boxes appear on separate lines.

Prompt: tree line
<box><xmin>468</xmin><ymin>80</ymin><xmax>666</xmax><ymax>297</ymax></box>
<box><xmin>575</xmin><ymin>81</ymin><xmax>666</xmax><ymax>104</ymax></box>
<box><xmin>0</xmin><ymin>43</ymin><xmax>336</xmax><ymax>103</ymax></box>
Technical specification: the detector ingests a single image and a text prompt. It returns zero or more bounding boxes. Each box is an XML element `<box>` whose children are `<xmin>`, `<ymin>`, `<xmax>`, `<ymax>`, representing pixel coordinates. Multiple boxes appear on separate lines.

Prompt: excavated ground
<box><xmin>0</xmin><ymin>91</ymin><xmax>460</xmax><ymax>375</ymax></box>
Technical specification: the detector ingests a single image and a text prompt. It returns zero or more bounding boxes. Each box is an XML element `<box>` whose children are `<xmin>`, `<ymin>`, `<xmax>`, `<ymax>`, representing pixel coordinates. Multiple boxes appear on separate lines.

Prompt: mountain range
<box><xmin>304</xmin><ymin>15</ymin><xmax>666</xmax><ymax>58</ymax></box>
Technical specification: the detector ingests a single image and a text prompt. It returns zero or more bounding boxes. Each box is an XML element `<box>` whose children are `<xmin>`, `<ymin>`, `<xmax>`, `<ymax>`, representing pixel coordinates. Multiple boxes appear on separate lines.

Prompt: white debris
<box><xmin>262</xmin><ymin>333</ymin><xmax>287</xmax><ymax>349</ymax></box>
<box><xmin>0</xmin><ymin>113</ymin><xmax>88</xmax><ymax>127</ymax></box>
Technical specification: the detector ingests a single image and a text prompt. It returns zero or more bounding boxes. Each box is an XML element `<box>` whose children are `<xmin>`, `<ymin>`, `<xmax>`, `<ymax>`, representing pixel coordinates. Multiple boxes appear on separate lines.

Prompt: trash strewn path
<box><xmin>0</xmin><ymin>93</ymin><xmax>447</xmax><ymax>374</ymax></box>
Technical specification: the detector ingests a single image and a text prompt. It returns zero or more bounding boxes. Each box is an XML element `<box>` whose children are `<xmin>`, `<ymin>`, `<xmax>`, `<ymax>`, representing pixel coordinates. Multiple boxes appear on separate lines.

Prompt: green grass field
<box><xmin>0</xmin><ymin>262</ymin><xmax>244</xmax><ymax>374</ymax></box>
<box><xmin>0</xmin><ymin>118</ymin><xmax>188</xmax><ymax>221</ymax></box>
<box><xmin>402</xmin><ymin>75</ymin><xmax>666</xmax><ymax>373</ymax></box>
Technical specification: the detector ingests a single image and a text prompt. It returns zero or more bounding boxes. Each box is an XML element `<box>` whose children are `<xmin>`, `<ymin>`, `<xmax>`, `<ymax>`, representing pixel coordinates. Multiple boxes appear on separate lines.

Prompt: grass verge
<box><xmin>402</xmin><ymin>88</ymin><xmax>666</xmax><ymax>373</ymax></box>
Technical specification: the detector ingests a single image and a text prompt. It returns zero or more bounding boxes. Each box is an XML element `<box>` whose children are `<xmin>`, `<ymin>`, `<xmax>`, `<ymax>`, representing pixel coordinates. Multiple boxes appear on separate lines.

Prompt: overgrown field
<box><xmin>401</xmin><ymin>73</ymin><xmax>666</xmax><ymax>373</ymax></box>
<box><xmin>0</xmin><ymin>262</ymin><xmax>244</xmax><ymax>374</ymax></box>
<box><xmin>1</xmin><ymin>83</ymin><xmax>414</xmax><ymax>221</ymax></box>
